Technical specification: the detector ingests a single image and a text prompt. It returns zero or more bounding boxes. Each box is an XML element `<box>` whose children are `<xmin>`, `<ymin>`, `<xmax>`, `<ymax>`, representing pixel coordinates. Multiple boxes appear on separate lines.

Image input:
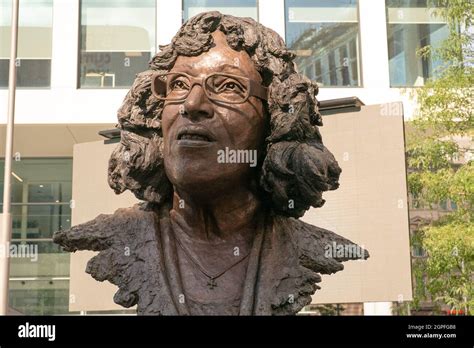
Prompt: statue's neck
<box><xmin>170</xmin><ymin>188</ymin><xmax>260</xmax><ymax>243</ymax></box>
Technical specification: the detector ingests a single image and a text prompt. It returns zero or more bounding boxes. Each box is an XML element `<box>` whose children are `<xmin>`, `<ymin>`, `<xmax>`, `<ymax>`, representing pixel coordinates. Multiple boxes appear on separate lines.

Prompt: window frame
<box><xmin>283</xmin><ymin>0</ymin><xmax>364</xmax><ymax>88</ymax></box>
<box><xmin>384</xmin><ymin>0</ymin><xmax>450</xmax><ymax>88</ymax></box>
<box><xmin>0</xmin><ymin>0</ymin><xmax>54</xmax><ymax>90</ymax></box>
<box><xmin>76</xmin><ymin>0</ymin><xmax>158</xmax><ymax>90</ymax></box>
<box><xmin>181</xmin><ymin>0</ymin><xmax>260</xmax><ymax>23</ymax></box>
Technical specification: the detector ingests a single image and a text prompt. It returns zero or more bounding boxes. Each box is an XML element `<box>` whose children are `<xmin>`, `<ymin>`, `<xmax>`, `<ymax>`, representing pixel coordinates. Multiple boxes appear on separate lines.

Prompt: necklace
<box><xmin>174</xmin><ymin>235</ymin><xmax>250</xmax><ymax>290</ymax></box>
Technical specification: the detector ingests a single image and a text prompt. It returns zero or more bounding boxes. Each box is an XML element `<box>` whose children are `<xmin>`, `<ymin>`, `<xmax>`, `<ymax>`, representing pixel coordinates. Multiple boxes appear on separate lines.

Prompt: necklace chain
<box><xmin>174</xmin><ymin>235</ymin><xmax>250</xmax><ymax>289</ymax></box>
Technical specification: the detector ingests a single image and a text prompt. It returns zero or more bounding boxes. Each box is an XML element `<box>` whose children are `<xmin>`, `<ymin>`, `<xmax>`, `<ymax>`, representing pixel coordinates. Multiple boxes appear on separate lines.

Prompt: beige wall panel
<box><xmin>0</xmin><ymin>124</ymin><xmax>114</xmax><ymax>157</ymax></box>
<box><xmin>69</xmin><ymin>140</ymin><xmax>137</xmax><ymax>312</ymax></box>
<box><xmin>303</xmin><ymin>103</ymin><xmax>412</xmax><ymax>304</ymax></box>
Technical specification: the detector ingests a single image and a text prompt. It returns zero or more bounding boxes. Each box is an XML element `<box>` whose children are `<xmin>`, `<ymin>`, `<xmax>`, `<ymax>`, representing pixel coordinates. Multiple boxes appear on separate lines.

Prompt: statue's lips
<box><xmin>176</xmin><ymin>126</ymin><xmax>216</xmax><ymax>147</ymax></box>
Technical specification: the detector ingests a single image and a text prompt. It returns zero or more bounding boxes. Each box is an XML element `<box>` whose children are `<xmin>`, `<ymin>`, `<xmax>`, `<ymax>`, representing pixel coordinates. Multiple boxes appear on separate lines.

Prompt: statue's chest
<box><xmin>175</xmin><ymin>241</ymin><xmax>251</xmax><ymax>313</ymax></box>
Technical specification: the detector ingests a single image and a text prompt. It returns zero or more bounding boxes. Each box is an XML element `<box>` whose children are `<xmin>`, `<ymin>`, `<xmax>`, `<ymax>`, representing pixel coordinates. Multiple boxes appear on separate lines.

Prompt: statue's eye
<box><xmin>169</xmin><ymin>79</ymin><xmax>189</xmax><ymax>91</ymax></box>
<box><xmin>224</xmin><ymin>82</ymin><xmax>237</xmax><ymax>90</ymax></box>
<box><xmin>217</xmin><ymin>79</ymin><xmax>245</xmax><ymax>93</ymax></box>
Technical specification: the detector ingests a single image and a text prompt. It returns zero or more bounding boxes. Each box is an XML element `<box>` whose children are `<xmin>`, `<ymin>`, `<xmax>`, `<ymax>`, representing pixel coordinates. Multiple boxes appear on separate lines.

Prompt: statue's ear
<box><xmin>151</xmin><ymin>73</ymin><xmax>167</xmax><ymax>98</ymax></box>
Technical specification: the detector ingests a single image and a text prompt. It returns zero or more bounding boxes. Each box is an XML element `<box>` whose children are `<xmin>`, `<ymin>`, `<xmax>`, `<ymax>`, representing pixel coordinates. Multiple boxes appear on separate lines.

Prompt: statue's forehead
<box><xmin>175</xmin><ymin>50</ymin><xmax>237</xmax><ymax>70</ymax></box>
<box><xmin>172</xmin><ymin>31</ymin><xmax>260</xmax><ymax>80</ymax></box>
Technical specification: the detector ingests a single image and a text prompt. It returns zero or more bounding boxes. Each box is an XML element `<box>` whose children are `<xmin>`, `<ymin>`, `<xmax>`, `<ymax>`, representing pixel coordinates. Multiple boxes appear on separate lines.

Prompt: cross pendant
<box><xmin>207</xmin><ymin>278</ymin><xmax>217</xmax><ymax>289</ymax></box>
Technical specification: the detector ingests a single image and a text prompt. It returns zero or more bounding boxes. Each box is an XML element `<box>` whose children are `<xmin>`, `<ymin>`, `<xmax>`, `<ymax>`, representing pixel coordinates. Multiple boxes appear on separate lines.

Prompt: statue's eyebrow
<box><xmin>172</xmin><ymin>63</ymin><xmax>245</xmax><ymax>74</ymax></box>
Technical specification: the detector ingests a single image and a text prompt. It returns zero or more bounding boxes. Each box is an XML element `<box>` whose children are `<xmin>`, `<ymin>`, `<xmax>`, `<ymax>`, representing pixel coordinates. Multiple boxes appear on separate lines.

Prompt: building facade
<box><xmin>0</xmin><ymin>0</ymin><xmax>449</xmax><ymax>314</ymax></box>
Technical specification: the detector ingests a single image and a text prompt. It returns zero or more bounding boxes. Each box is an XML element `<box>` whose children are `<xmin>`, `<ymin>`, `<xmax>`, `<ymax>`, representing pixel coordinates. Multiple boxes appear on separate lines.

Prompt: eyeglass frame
<box><xmin>151</xmin><ymin>71</ymin><xmax>268</xmax><ymax>104</ymax></box>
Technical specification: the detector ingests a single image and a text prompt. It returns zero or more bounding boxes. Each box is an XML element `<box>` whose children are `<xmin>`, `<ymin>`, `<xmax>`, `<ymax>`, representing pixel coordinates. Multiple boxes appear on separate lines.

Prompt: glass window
<box><xmin>0</xmin><ymin>0</ymin><xmax>53</xmax><ymax>88</ymax></box>
<box><xmin>183</xmin><ymin>0</ymin><xmax>258</xmax><ymax>22</ymax></box>
<box><xmin>0</xmin><ymin>158</ymin><xmax>73</xmax><ymax>314</ymax></box>
<box><xmin>79</xmin><ymin>0</ymin><xmax>156</xmax><ymax>88</ymax></box>
<box><xmin>285</xmin><ymin>0</ymin><xmax>361</xmax><ymax>87</ymax></box>
<box><xmin>386</xmin><ymin>0</ymin><xmax>449</xmax><ymax>87</ymax></box>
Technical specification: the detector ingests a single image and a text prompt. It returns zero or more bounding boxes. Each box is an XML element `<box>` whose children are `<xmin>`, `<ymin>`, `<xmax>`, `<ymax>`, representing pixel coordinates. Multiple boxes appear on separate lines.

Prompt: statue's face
<box><xmin>161</xmin><ymin>30</ymin><xmax>266</xmax><ymax>195</ymax></box>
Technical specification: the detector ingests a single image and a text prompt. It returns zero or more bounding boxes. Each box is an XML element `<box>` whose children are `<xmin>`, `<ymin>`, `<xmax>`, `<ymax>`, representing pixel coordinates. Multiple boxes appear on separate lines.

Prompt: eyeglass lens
<box><xmin>162</xmin><ymin>73</ymin><xmax>249</xmax><ymax>103</ymax></box>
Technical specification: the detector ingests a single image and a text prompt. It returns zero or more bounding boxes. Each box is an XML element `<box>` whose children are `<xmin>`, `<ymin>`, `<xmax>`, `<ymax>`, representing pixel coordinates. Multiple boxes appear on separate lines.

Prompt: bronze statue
<box><xmin>54</xmin><ymin>12</ymin><xmax>368</xmax><ymax>315</ymax></box>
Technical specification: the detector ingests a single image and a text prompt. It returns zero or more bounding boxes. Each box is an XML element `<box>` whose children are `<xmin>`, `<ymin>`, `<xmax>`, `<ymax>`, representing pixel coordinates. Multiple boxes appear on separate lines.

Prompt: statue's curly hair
<box><xmin>108</xmin><ymin>11</ymin><xmax>341</xmax><ymax>218</ymax></box>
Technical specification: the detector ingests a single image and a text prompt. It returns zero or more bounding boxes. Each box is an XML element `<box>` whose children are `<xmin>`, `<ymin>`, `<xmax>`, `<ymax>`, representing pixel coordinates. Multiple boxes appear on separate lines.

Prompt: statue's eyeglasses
<box><xmin>151</xmin><ymin>72</ymin><xmax>268</xmax><ymax>104</ymax></box>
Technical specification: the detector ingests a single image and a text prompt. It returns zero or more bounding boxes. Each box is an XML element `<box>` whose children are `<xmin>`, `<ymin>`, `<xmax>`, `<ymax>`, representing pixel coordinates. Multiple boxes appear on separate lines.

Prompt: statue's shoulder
<box><xmin>53</xmin><ymin>202</ymin><xmax>167</xmax><ymax>310</ymax></box>
<box><xmin>53</xmin><ymin>202</ymin><xmax>160</xmax><ymax>253</ymax></box>
<box><xmin>272</xmin><ymin>215</ymin><xmax>369</xmax><ymax>275</ymax></box>
<box><xmin>252</xmin><ymin>214</ymin><xmax>368</xmax><ymax>315</ymax></box>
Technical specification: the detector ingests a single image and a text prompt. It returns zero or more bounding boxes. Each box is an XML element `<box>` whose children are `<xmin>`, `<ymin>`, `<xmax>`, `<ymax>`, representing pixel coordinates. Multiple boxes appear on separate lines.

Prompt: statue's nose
<box><xmin>182</xmin><ymin>84</ymin><xmax>214</xmax><ymax>121</ymax></box>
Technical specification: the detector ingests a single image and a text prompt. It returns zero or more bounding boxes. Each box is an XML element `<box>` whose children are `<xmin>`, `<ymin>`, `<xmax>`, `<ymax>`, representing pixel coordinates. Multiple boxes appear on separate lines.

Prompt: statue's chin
<box><xmin>170</xmin><ymin>172</ymin><xmax>251</xmax><ymax>201</ymax></box>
